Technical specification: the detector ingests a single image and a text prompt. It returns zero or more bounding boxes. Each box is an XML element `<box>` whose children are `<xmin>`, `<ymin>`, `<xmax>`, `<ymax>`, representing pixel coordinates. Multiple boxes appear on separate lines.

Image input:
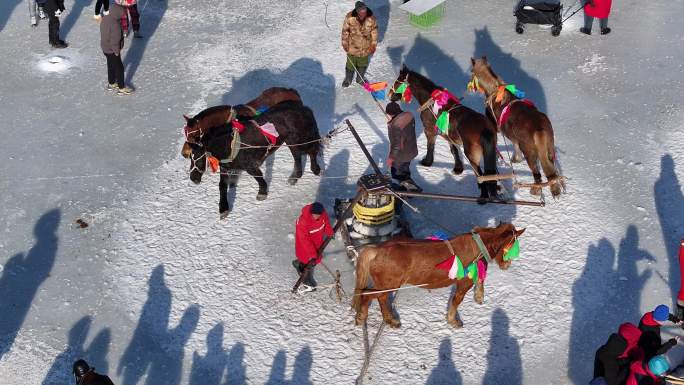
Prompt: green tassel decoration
<box><xmin>436</xmin><ymin>111</ymin><xmax>449</xmax><ymax>135</ymax></box>
<box><xmin>395</xmin><ymin>83</ymin><xmax>407</xmax><ymax>94</ymax></box>
<box><xmin>504</xmin><ymin>239</ymin><xmax>520</xmax><ymax>261</ymax></box>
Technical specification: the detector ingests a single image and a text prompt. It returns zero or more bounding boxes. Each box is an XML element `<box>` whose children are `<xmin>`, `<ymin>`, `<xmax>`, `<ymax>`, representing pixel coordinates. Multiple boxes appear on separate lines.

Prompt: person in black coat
<box><xmin>73</xmin><ymin>360</ymin><xmax>115</xmax><ymax>385</ymax></box>
<box><xmin>593</xmin><ymin>333</ymin><xmax>630</xmax><ymax>385</ymax></box>
<box><xmin>385</xmin><ymin>102</ymin><xmax>420</xmax><ymax>192</ymax></box>
<box><xmin>42</xmin><ymin>0</ymin><xmax>67</xmax><ymax>48</ymax></box>
<box><xmin>638</xmin><ymin>305</ymin><xmax>680</xmax><ymax>360</ymax></box>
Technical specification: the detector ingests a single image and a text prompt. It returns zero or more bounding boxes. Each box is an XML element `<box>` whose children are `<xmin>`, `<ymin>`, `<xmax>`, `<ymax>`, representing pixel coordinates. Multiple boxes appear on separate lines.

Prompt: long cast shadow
<box><xmin>365</xmin><ymin>0</ymin><xmax>390</xmax><ymax>43</ymax></box>
<box><xmin>117</xmin><ymin>264</ymin><xmax>200</xmax><ymax>385</ymax></box>
<box><xmin>264</xmin><ymin>346</ymin><xmax>314</xmax><ymax>385</ymax></box>
<box><xmin>0</xmin><ymin>209</ymin><xmax>60</xmax><ymax>360</ymax></box>
<box><xmin>472</xmin><ymin>27</ymin><xmax>547</xmax><ymax>113</ymax></box>
<box><xmin>59</xmin><ymin>0</ymin><xmax>94</xmax><ymax>39</ymax></box>
<box><xmin>124</xmin><ymin>0</ymin><xmax>168</xmax><ymax>84</ymax></box>
<box><xmin>654</xmin><ymin>154</ymin><xmax>684</xmax><ymax>303</ymax></box>
<box><xmin>190</xmin><ymin>323</ymin><xmax>246</xmax><ymax>385</ymax></box>
<box><xmin>567</xmin><ymin>225</ymin><xmax>653</xmax><ymax>384</ymax></box>
<box><xmin>482</xmin><ymin>308</ymin><xmax>522</xmax><ymax>385</ymax></box>
<box><xmin>41</xmin><ymin>316</ymin><xmax>111</xmax><ymax>385</ymax></box>
<box><xmin>426</xmin><ymin>338</ymin><xmax>463</xmax><ymax>385</ymax></box>
<box><xmin>0</xmin><ymin>0</ymin><xmax>21</xmax><ymax>32</ymax></box>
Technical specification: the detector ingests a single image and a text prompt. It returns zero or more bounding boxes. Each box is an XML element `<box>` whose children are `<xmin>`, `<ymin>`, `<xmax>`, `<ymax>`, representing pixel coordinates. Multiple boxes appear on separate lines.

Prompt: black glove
<box><xmin>669</xmin><ymin>313</ymin><xmax>681</xmax><ymax>323</ymax></box>
<box><xmin>584</xmin><ymin>0</ymin><xmax>594</xmax><ymax>6</ymax></box>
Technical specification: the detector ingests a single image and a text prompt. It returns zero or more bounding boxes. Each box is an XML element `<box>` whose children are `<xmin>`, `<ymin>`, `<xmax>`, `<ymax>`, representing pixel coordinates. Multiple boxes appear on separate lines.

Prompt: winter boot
<box><xmin>600</xmin><ymin>27</ymin><xmax>611</xmax><ymax>35</ymax></box>
<box><xmin>51</xmin><ymin>40</ymin><xmax>68</xmax><ymax>48</ymax></box>
<box><xmin>342</xmin><ymin>68</ymin><xmax>354</xmax><ymax>88</ymax></box>
<box><xmin>117</xmin><ymin>87</ymin><xmax>134</xmax><ymax>96</ymax></box>
<box><xmin>355</xmin><ymin>66</ymin><xmax>368</xmax><ymax>85</ymax></box>
<box><xmin>107</xmin><ymin>83</ymin><xmax>120</xmax><ymax>92</ymax></box>
<box><xmin>579</xmin><ymin>27</ymin><xmax>591</xmax><ymax>35</ymax></box>
<box><xmin>133</xmin><ymin>30</ymin><xmax>143</xmax><ymax>38</ymax></box>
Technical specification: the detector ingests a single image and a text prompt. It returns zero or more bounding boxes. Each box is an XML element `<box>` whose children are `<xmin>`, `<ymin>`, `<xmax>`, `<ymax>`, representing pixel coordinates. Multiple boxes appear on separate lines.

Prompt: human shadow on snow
<box><xmin>124</xmin><ymin>0</ymin><xmax>168</xmax><ymax>84</ymax></box>
<box><xmin>654</xmin><ymin>154</ymin><xmax>684</xmax><ymax>304</ymax></box>
<box><xmin>190</xmin><ymin>323</ymin><xmax>246</xmax><ymax>385</ymax></box>
<box><xmin>0</xmin><ymin>0</ymin><xmax>21</xmax><ymax>32</ymax></box>
<box><xmin>0</xmin><ymin>209</ymin><xmax>60</xmax><ymax>361</ymax></box>
<box><xmin>567</xmin><ymin>225</ymin><xmax>654</xmax><ymax>384</ymax></box>
<box><xmin>482</xmin><ymin>308</ymin><xmax>522</xmax><ymax>385</ymax></box>
<box><xmin>426</xmin><ymin>338</ymin><xmax>463</xmax><ymax>385</ymax></box>
<box><xmin>41</xmin><ymin>316</ymin><xmax>111</xmax><ymax>385</ymax></box>
<box><xmin>264</xmin><ymin>346</ymin><xmax>314</xmax><ymax>385</ymax></box>
<box><xmin>60</xmin><ymin>0</ymin><xmax>94</xmax><ymax>40</ymax></box>
<box><xmin>117</xmin><ymin>264</ymin><xmax>200</xmax><ymax>385</ymax></box>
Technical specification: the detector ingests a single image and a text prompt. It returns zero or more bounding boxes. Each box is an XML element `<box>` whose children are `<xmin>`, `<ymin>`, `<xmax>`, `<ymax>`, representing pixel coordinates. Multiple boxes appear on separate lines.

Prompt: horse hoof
<box><xmin>420</xmin><ymin>158</ymin><xmax>433</xmax><ymax>167</ymax></box>
<box><xmin>530</xmin><ymin>186</ymin><xmax>542</xmax><ymax>196</ymax></box>
<box><xmin>256</xmin><ymin>193</ymin><xmax>268</xmax><ymax>201</ymax></box>
<box><xmin>550</xmin><ymin>184</ymin><xmax>562</xmax><ymax>197</ymax></box>
<box><xmin>448</xmin><ymin>319</ymin><xmax>463</xmax><ymax>329</ymax></box>
<box><xmin>311</xmin><ymin>165</ymin><xmax>321</xmax><ymax>176</ymax></box>
<box><xmin>386</xmin><ymin>319</ymin><xmax>401</xmax><ymax>328</ymax></box>
<box><xmin>355</xmin><ymin>317</ymin><xmax>366</xmax><ymax>326</ymax></box>
<box><xmin>452</xmin><ymin>167</ymin><xmax>464</xmax><ymax>175</ymax></box>
<box><xmin>512</xmin><ymin>155</ymin><xmax>523</xmax><ymax>163</ymax></box>
<box><xmin>474</xmin><ymin>293</ymin><xmax>484</xmax><ymax>305</ymax></box>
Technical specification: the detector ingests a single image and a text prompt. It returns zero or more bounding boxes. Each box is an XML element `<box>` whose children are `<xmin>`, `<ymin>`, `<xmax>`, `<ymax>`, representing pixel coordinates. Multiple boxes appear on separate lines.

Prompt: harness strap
<box><xmin>471</xmin><ymin>231</ymin><xmax>492</xmax><ymax>263</ymax></box>
<box><xmin>443</xmin><ymin>239</ymin><xmax>457</xmax><ymax>258</ymax></box>
<box><xmin>220</xmin><ymin>127</ymin><xmax>242</xmax><ymax>164</ymax></box>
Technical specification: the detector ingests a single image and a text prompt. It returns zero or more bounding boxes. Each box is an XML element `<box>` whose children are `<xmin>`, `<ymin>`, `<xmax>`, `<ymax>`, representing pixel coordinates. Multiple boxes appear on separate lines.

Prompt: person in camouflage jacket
<box><xmin>341</xmin><ymin>1</ymin><xmax>378</xmax><ymax>87</ymax></box>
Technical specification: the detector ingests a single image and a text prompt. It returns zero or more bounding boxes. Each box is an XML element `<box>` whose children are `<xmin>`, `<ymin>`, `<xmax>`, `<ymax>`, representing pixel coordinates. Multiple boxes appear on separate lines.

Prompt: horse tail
<box><xmin>533</xmin><ymin>120</ymin><xmax>558</xmax><ymax>180</ymax></box>
<box><xmin>352</xmin><ymin>246</ymin><xmax>378</xmax><ymax>311</ymax></box>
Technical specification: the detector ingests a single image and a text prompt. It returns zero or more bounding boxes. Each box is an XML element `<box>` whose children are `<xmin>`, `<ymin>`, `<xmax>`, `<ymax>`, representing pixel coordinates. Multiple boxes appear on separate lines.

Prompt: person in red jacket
<box><xmin>293</xmin><ymin>202</ymin><xmax>334</xmax><ymax>292</ymax></box>
<box><xmin>638</xmin><ymin>305</ymin><xmax>680</xmax><ymax>360</ymax></box>
<box><xmin>626</xmin><ymin>355</ymin><xmax>669</xmax><ymax>385</ymax></box>
<box><xmin>580</xmin><ymin>0</ymin><xmax>612</xmax><ymax>35</ymax></box>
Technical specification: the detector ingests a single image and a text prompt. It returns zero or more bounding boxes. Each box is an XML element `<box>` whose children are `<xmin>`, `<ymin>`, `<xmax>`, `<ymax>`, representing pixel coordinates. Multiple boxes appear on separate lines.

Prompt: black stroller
<box><xmin>514</xmin><ymin>0</ymin><xmax>563</xmax><ymax>36</ymax></box>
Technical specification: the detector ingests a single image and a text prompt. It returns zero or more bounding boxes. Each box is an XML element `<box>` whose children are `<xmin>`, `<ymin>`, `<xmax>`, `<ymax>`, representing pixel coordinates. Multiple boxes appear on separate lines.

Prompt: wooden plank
<box><xmin>476</xmin><ymin>173</ymin><xmax>515</xmax><ymax>183</ymax></box>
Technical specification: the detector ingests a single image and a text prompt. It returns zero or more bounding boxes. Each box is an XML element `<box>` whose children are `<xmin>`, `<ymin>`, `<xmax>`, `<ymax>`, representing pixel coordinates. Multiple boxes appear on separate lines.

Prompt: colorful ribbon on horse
<box><xmin>435</xmin><ymin>111</ymin><xmax>449</xmax><ymax>135</ymax></box>
<box><xmin>496</xmin><ymin>85</ymin><xmax>526</xmax><ymax>103</ymax></box>
<box><xmin>498</xmin><ymin>99</ymin><xmax>535</xmax><ymax>128</ymax></box>
<box><xmin>259</xmin><ymin>122</ymin><xmax>279</xmax><ymax>145</ymax></box>
<box><xmin>431</xmin><ymin>89</ymin><xmax>460</xmax><ymax>116</ymax></box>
<box><xmin>207</xmin><ymin>155</ymin><xmax>220</xmax><ymax>173</ymax></box>
<box><xmin>395</xmin><ymin>82</ymin><xmax>412</xmax><ymax>103</ymax></box>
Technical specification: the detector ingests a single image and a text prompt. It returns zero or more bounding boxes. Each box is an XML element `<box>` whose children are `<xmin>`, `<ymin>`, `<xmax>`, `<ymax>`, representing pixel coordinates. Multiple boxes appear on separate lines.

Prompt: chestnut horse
<box><xmin>352</xmin><ymin>223</ymin><xmax>525</xmax><ymax>328</ymax></box>
<box><xmin>469</xmin><ymin>57</ymin><xmax>562</xmax><ymax>197</ymax></box>
<box><xmin>187</xmin><ymin>101</ymin><xmax>321</xmax><ymax>218</ymax></box>
<box><xmin>389</xmin><ymin>65</ymin><xmax>499</xmax><ymax>200</ymax></box>
<box><xmin>181</xmin><ymin>87</ymin><xmax>302</xmax><ymax>157</ymax></box>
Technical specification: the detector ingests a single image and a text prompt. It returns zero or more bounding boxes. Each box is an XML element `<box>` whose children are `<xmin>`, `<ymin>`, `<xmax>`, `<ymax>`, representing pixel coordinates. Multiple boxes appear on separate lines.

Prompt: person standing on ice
<box><xmin>27</xmin><ymin>0</ymin><xmax>47</xmax><ymax>27</ymax></box>
<box><xmin>73</xmin><ymin>360</ymin><xmax>115</xmax><ymax>385</ymax></box>
<box><xmin>638</xmin><ymin>305</ymin><xmax>680</xmax><ymax>360</ymax></box>
<box><xmin>341</xmin><ymin>1</ymin><xmax>378</xmax><ymax>87</ymax></box>
<box><xmin>42</xmin><ymin>0</ymin><xmax>67</xmax><ymax>48</ymax></box>
<box><xmin>100</xmin><ymin>2</ymin><xmax>133</xmax><ymax>95</ymax></box>
<box><xmin>292</xmin><ymin>202</ymin><xmax>334</xmax><ymax>292</ymax></box>
<box><xmin>580</xmin><ymin>0</ymin><xmax>612</xmax><ymax>35</ymax></box>
<box><xmin>95</xmin><ymin>0</ymin><xmax>142</xmax><ymax>38</ymax></box>
<box><xmin>385</xmin><ymin>102</ymin><xmax>421</xmax><ymax>192</ymax></box>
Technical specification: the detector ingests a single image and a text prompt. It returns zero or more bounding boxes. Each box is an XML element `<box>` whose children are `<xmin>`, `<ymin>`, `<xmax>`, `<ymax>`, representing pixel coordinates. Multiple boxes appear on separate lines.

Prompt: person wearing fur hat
<box><xmin>385</xmin><ymin>102</ymin><xmax>421</xmax><ymax>192</ymax></box>
<box><xmin>293</xmin><ymin>202</ymin><xmax>334</xmax><ymax>292</ymax></box>
<box><xmin>638</xmin><ymin>305</ymin><xmax>680</xmax><ymax>360</ymax></box>
<box><xmin>73</xmin><ymin>359</ymin><xmax>115</xmax><ymax>385</ymax></box>
<box><xmin>626</xmin><ymin>355</ymin><xmax>670</xmax><ymax>385</ymax></box>
<box><xmin>341</xmin><ymin>1</ymin><xmax>378</xmax><ymax>87</ymax></box>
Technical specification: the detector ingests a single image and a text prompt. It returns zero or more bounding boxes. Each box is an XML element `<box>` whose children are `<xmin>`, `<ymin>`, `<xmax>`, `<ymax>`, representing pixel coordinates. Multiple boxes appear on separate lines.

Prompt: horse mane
<box><xmin>193</xmin><ymin>105</ymin><xmax>233</xmax><ymax>121</ymax></box>
<box><xmin>402</xmin><ymin>66</ymin><xmax>443</xmax><ymax>90</ymax></box>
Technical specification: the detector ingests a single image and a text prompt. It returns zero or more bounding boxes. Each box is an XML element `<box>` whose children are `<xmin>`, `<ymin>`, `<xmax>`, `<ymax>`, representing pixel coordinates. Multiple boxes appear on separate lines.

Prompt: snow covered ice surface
<box><xmin>1</xmin><ymin>0</ymin><xmax>684</xmax><ymax>384</ymax></box>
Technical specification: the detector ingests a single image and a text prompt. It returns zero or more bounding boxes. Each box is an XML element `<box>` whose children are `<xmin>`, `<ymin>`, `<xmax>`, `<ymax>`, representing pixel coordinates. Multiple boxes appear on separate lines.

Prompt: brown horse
<box><xmin>469</xmin><ymin>57</ymin><xmax>562</xmax><ymax>197</ymax></box>
<box><xmin>181</xmin><ymin>87</ymin><xmax>302</xmax><ymax>157</ymax></box>
<box><xmin>352</xmin><ymin>223</ymin><xmax>525</xmax><ymax>328</ymax></box>
<box><xmin>389</xmin><ymin>65</ymin><xmax>499</xmax><ymax>200</ymax></box>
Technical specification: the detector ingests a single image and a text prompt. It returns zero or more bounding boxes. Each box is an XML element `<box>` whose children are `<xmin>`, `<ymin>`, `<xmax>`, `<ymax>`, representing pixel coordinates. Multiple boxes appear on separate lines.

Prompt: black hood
<box><xmin>351</xmin><ymin>5</ymin><xmax>373</xmax><ymax>18</ymax></box>
<box><xmin>598</xmin><ymin>333</ymin><xmax>628</xmax><ymax>359</ymax></box>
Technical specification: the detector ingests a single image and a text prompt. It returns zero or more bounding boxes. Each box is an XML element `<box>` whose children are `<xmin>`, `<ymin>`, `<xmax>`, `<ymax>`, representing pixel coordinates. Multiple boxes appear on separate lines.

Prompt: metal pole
<box><xmin>345</xmin><ymin>119</ymin><xmax>384</xmax><ymax>176</ymax></box>
<box><xmin>395</xmin><ymin>190</ymin><xmax>545</xmax><ymax>207</ymax></box>
<box><xmin>291</xmin><ymin>190</ymin><xmax>364</xmax><ymax>293</ymax></box>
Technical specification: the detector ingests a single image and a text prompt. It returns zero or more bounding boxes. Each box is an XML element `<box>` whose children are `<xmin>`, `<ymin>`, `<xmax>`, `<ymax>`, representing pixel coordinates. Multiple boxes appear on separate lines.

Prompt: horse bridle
<box><xmin>389</xmin><ymin>73</ymin><xmax>410</xmax><ymax>97</ymax></box>
<box><xmin>189</xmin><ymin>146</ymin><xmax>207</xmax><ymax>174</ymax></box>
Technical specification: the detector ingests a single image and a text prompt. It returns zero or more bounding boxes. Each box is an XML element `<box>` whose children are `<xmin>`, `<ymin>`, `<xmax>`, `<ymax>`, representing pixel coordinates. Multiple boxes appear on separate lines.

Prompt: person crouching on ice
<box><xmin>293</xmin><ymin>202</ymin><xmax>334</xmax><ymax>293</ymax></box>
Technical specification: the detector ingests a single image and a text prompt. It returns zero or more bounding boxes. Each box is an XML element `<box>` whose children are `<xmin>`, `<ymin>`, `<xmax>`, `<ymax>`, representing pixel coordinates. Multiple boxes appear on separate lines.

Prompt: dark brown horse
<box><xmin>389</xmin><ymin>65</ymin><xmax>499</xmax><ymax>199</ymax></box>
<box><xmin>469</xmin><ymin>57</ymin><xmax>562</xmax><ymax>197</ymax></box>
<box><xmin>352</xmin><ymin>223</ymin><xmax>525</xmax><ymax>328</ymax></box>
<box><xmin>187</xmin><ymin>101</ymin><xmax>321</xmax><ymax>218</ymax></box>
<box><xmin>181</xmin><ymin>87</ymin><xmax>302</xmax><ymax>157</ymax></box>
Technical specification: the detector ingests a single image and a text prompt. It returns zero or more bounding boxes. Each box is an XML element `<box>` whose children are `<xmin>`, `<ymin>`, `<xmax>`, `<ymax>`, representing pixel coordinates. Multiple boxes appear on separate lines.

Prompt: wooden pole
<box><xmin>476</xmin><ymin>173</ymin><xmax>515</xmax><ymax>183</ymax></box>
<box><xmin>394</xmin><ymin>190</ymin><xmax>545</xmax><ymax>207</ymax></box>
